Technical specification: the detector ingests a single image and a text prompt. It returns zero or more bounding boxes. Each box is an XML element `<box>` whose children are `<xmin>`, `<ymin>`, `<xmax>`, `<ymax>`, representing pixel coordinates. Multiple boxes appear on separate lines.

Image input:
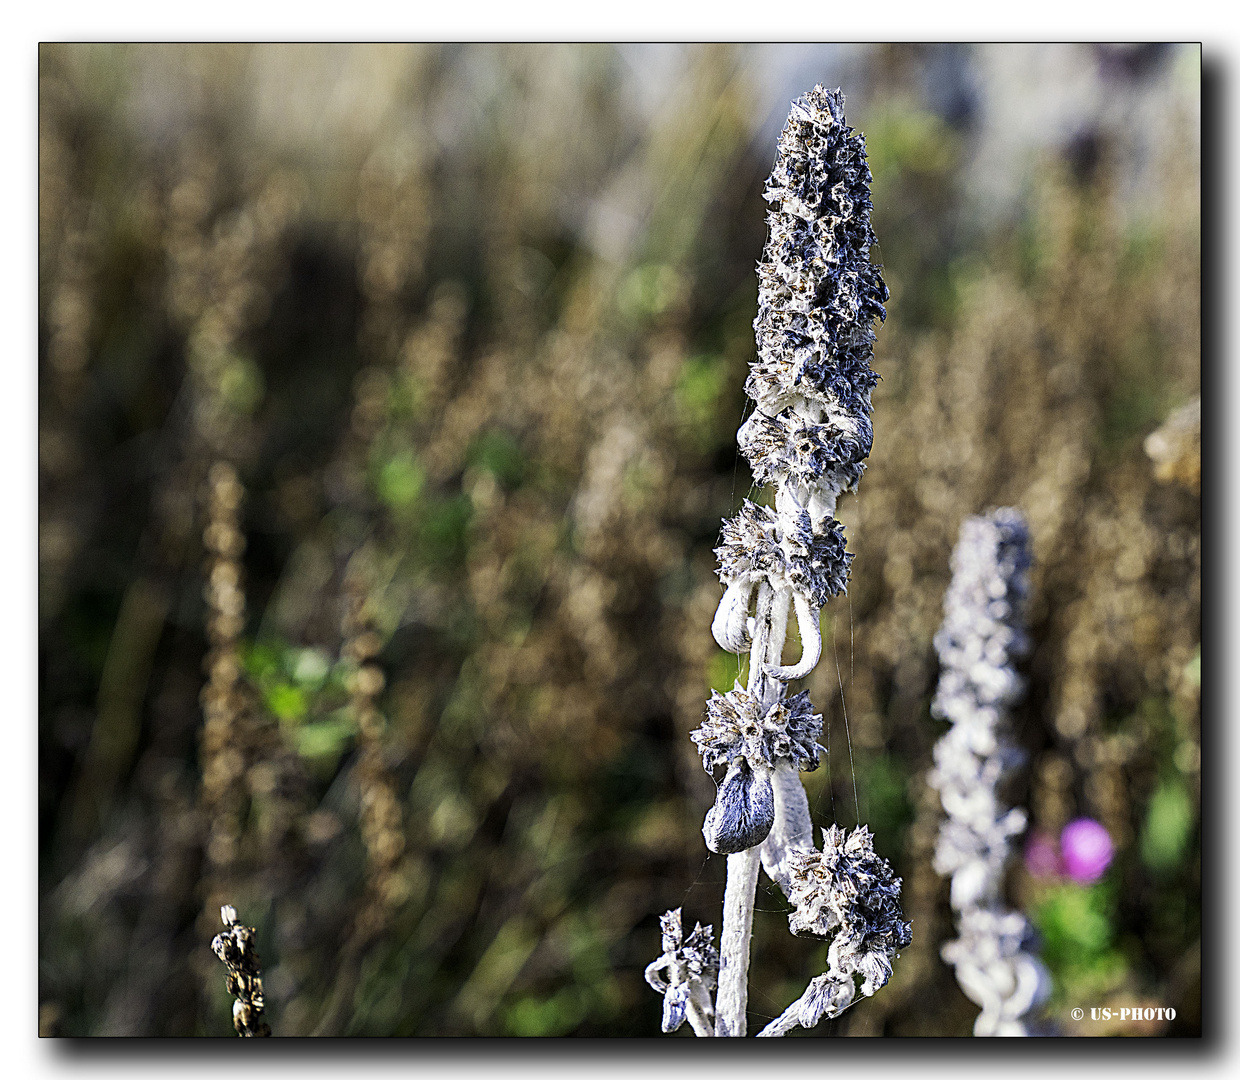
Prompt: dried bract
<box><xmin>701</xmin><ymin>757</ymin><xmax>776</xmax><ymax>855</ymax></box>
<box><xmin>786</xmin><ymin>825</ymin><xmax>912</xmax><ymax>974</ymax></box>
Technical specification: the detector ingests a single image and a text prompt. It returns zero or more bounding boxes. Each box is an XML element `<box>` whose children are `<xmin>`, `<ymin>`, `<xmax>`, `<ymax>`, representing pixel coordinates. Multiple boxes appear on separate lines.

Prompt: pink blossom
<box><xmin>1060</xmin><ymin>818</ymin><xmax>1113</xmax><ymax>883</ymax></box>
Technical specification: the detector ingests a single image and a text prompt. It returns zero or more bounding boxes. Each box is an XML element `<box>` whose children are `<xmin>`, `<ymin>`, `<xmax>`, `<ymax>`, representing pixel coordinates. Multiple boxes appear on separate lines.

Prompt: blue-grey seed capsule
<box><xmin>661</xmin><ymin>984</ymin><xmax>688</xmax><ymax>1033</ymax></box>
<box><xmin>702</xmin><ymin>758</ymin><xmax>775</xmax><ymax>854</ymax></box>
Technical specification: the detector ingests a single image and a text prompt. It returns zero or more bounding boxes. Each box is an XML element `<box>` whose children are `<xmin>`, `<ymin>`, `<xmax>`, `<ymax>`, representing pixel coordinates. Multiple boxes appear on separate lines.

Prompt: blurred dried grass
<box><xmin>38</xmin><ymin>43</ymin><xmax>1199</xmax><ymax>1036</ymax></box>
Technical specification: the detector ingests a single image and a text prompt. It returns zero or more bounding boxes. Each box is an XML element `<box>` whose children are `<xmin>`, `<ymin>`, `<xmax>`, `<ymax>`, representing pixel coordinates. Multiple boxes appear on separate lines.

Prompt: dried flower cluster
<box><xmin>341</xmin><ymin>557</ymin><xmax>408</xmax><ymax>915</ymax></box>
<box><xmin>651</xmin><ymin>86</ymin><xmax>908</xmax><ymax>1038</ymax></box>
<box><xmin>643</xmin><ymin>908</ymin><xmax>720</xmax><ymax>1037</ymax></box>
<box><xmin>928</xmin><ymin>509</ymin><xmax>1049</xmax><ymax>1035</ymax></box>
<box><xmin>758</xmin><ymin>825</ymin><xmax>913</xmax><ymax>1036</ymax></box>
<box><xmin>211</xmin><ymin>905</ymin><xmax>272</xmax><ymax>1036</ymax></box>
<box><xmin>692</xmin><ymin>689</ymin><xmax>822</xmax><ymax>854</ymax></box>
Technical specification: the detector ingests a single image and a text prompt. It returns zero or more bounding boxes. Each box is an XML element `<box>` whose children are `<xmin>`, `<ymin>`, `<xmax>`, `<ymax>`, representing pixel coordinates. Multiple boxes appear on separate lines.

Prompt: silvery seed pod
<box><xmin>702</xmin><ymin>758</ymin><xmax>775</xmax><ymax>854</ymax></box>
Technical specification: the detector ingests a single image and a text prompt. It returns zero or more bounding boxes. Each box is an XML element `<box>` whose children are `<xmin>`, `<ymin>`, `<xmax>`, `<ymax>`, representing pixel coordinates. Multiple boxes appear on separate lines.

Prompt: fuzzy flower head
<box><xmin>644</xmin><ymin>908</ymin><xmax>719</xmax><ymax>1034</ymax></box>
<box><xmin>714</xmin><ymin>500</ymin><xmax>852</xmax><ymax>607</ymax></box>
<box><xmin>748</xmin><ymin>86</ymin><xmax>887</xmax><ymax>420</ymax></box>
<box><xmin>692</xmin><ymin>687</ymin><xmax>823</xmax><ymax>774</ymax></box>
<box><xmin>737</xmin><ymin>405</ymin><xmax>872</xmax><ymax>495</ymax></box>
<box><xmin>693</xmin><ymin>689</ymin><xmax>823</xmax><ymax>855</ymax></box>
<box><xmin>785</xmin><ymin>825</ymin><xmax>912</xmax><ymax>997</ymax></box>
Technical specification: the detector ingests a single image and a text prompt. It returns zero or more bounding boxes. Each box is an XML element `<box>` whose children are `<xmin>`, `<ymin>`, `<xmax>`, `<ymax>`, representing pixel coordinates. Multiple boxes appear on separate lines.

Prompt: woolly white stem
<box><xmin>712</xmin><ymin>579</ymin><xmax>755</xmax><ymax>654</ymax></box>
<box><xmin>746</xmin><ymin>582</ymin><xmax>774</xmax><ymax>699</ymax></box>
<box><xmin>714</xmin><ymin>584</ymin><xmax>796</xmax><ymax>1036</ymax></box>
<box><xmin>713</xmin><ymin>845</ymin><xmax>761</xmax><ymax>1036</ymax></box>
<box><xmin>760</xmin><ymin>588</ymin><xmax>791</xmax><ymax>706</ymax></box>
<box><xmin>757</xmin><ymin>998</ymin><xmax>804</xmax><ymax>1038</ymax></box>
<box><xmin>759</xmin><ymin>761</ymin><xmax>816</xmax><ymax>898</ymax></box>
<box><xmin>686</xmin><ymin>986</ymin><xmax>716</xmax><ymax>1038</ymax></box>
<box><xmin>765</xmin><ymin>592</ymin><xmax>821</xmax><ymax>682</ymax></box>
<box><xmin>768</xmin><ymin>588</ymin><xmax>791</xmax><ymax>654</ymax></box>
<box><xmin>807</xmin><ymin>484</ymin><xmax>839</xmax><ymax>527</ymax></box>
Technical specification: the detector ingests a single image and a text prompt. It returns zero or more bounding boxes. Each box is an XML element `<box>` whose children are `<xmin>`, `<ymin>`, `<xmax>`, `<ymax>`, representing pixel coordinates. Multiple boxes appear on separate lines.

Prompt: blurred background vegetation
<box><xmin>38</xmin><ymin>42</ymin><xmax>1200</xmax><ymax>1037</ymax></box>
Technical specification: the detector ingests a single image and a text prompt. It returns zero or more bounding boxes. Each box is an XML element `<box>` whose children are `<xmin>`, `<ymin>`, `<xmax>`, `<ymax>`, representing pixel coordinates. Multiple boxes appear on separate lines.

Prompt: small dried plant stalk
<box><xmin>928</xmin><ymin>509</ymin><xmax>1049</xmax><ymax>1035</ymax></box>
<box><xmin>644</xmin><ymin>908</ymin><xmax>719</xmax><ymax>1037</ymax></box>
<box><xmin>200</xmin><ymin>463</ymin><xmax>249</xmax><ymax>874</ymax></box>
<box><xmin>211</xmin><ymin>905</ymin><xmax>271</xmax><ymax>1037</ymax></box>
<box><xmin>341</xmin><ymin>552</ymin><xmax>406</xmax><ymax>916</ymax></box>
<box><xmin>650</xmin><ymin>86</ymin><xmax>909</xmax><ymax>1038</ymax></box>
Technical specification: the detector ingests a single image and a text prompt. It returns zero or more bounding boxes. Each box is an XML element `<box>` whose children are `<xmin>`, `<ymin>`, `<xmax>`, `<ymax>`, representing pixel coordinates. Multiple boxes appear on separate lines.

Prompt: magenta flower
<box><xmin>1060</xmin><ymin>818</ymin><xmax>1113</xmax><ymax>883</ymax></box>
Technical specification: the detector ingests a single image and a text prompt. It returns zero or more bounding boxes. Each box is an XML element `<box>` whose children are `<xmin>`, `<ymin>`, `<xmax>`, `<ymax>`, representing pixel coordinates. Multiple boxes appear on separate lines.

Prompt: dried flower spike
<box><xmin>928</xmin><ymin>509</ymin><xmax>1050</xmax><ymax>1036</ymax></box>
<box><xmin>651</xmin><ymin>85</ymin><xmax>906</xmax><ymax>1039</ymax></box>
<box><xmin>710</xmin><ymin>84</ymin><xmax>886</xmax><ymax>698</ymax></box>
<box><xmin>699</xmin><ymin>85</ymin><xmax>887</xmax><ymax>867</ymax></box>
<box><xmin>210</xmin><ymin>904</ymin><xmax>272</xmax><ymax>1037</ymax></box>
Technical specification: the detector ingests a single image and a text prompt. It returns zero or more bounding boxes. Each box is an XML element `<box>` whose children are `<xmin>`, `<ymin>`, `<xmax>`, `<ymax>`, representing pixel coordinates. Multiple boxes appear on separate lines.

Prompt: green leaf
<box><xmin>265</xmin><ymin>682</ymin><xmax>308</xmax><ymax>723</ymax></box>
<box><xmin>242</xmin><ymin>640</ymin><xmax>281</xmax><ymax>682</ymax></box>
<box><xmin>377</xmin><ymin>451</ymin><xmax>425</xmax><ymax>510</ymax></box>
<box><xmin>503</xmin><ymin>988</ymin><xmax>588</xmax><ymax>1037</ymax></box>
<box><xmin>1141</xmin><ymin>779</ymin><xmax>1194</xmax><ymax>872</ymax></box>
<box><xmin>295</xmin><ymin>718</ymin><xmax>356</xmax><ymax>761</ymax></box>
<box><xmin>420</xmin><ymin>494</ymin><xmax>473</xmax><ymax>568</ymax></box>
<box><xmin>1034</xmin><ymin>882</ymin><xmax>1114</xmax><ymax>964</ymax></box>
<box><xmin>470</xmin><ymin>430</ymin><xmax>526</xmax><ymax>489</ymax></box>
